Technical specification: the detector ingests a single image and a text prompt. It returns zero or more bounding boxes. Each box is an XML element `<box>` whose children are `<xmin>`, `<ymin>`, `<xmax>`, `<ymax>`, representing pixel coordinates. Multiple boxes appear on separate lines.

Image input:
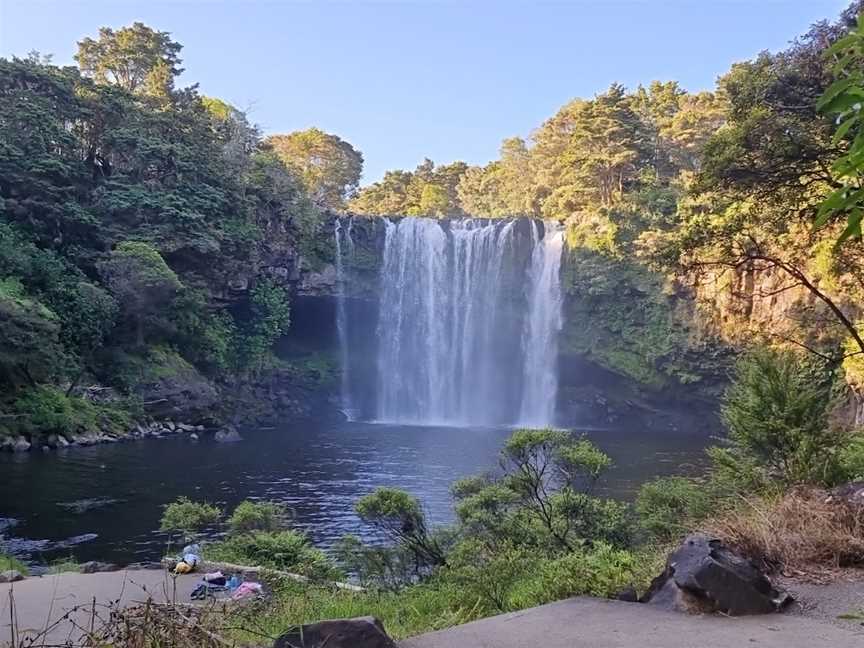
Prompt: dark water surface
<box><xmin>0</xmin><ymin>421</ymin><xmax>708</xmax><ymax>565</ymax></box>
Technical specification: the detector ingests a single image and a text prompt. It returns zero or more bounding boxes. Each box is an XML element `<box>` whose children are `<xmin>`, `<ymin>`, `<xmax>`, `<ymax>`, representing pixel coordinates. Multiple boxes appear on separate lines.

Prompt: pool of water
<box><xmin>0</xmin><ymin>421</ymin><xmax>709</xmax><ymax>565</ymax></box>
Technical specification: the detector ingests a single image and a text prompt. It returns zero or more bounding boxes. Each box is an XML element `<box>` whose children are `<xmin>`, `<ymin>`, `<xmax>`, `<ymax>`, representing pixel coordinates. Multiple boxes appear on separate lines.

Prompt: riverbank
<box><xmin>3</xmin><ymin>569</ymin><xmax>863</xmax><ymax>647</ymax></box>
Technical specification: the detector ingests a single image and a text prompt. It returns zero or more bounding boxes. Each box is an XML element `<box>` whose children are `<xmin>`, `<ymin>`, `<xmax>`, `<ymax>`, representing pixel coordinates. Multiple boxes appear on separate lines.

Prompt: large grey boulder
<box><xmin>641</xmin><ymin>534</ymin><xmax>792</xmax><ymax>615</ymax></box>
<box><xmin>273</xmin><ymin>616</ymin><xmax>396</xmax><ymax>648</ymax></box>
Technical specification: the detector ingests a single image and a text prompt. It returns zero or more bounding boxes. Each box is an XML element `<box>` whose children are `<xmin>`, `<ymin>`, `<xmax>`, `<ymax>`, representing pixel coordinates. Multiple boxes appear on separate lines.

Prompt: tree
<box><xmin>534</xmin><ymin>84</ymin><xmax>649</xmax><ymax>216</ymax></box>
<box><xmin>100</xmin><ymin>241</ymin><xmax>182</xmax><ymax>346</ymax></box>
<box><xmin>645</xmin><ymin>7</ymin><xmax>864</xmax><ymax>362</ymax></box>
<box><xmin>266</xmin><ymin>128</ymin><xmax>363</xmax><ymax>210</ymax></box>
<box><xmin>817</xmin><ymin>11</ymin><xmax>864</xmax><ymax>243</ymax></box>
<box><xmin>75</xmin><ymin>22</ymin><xmax>183</xmax><ymax>96</ymax></box>
<box><xmin>351</xmin><ymin>159</ymin><xmax>468</xmax><ymax>217</ymax></box>
<box><xmin>416</xmin><ymin>184</ymin><xmax>449</xmax><ymax>216</ymax></box>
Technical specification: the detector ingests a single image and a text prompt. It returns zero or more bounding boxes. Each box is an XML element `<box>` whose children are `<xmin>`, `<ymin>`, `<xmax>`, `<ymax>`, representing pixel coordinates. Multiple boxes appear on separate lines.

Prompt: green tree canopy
<box><xmin>75</xmin><ymin>22</ymin><xmax>183</xmax><ymax>96</ymax></box>
<box><xmin>266</xmin><ymin>128</ymin><xmax>363</xmax><ymax>210</ymax></box>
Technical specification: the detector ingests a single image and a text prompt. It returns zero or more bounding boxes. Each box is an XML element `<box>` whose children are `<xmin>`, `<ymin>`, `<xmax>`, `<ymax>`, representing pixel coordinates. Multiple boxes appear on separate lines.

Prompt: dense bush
<box><xmin>453</xmin><ymin>429</ymin><xmax>632</xmax><ymax>552</ymax></box>
<box><xmin>635</xmin><ymin>475</ymin><xmax>711</xmax><ymax>542</ymax></box>
<box><xmin>719</xmin><ymin>348</ymin><xmax>846</xmax><ymax>488</ymax></box>
<box><xmin>10</xmin><ymin>385</ymin><xmax>132</xmax><ymax>441</ymax></box>
<box><xmin>159</xmin><ymin>497</ymin><xmax>222</xmax><ymax>539</ymax></box>
<box><xmin>205</xmin><ymin>530</ymin><xmax>334</xmax><ymax>579</ymax></box>
<box><xmin>227</xmin><ymin>500</ymin><xmax>288</xmax><ymax>534</ymax></box>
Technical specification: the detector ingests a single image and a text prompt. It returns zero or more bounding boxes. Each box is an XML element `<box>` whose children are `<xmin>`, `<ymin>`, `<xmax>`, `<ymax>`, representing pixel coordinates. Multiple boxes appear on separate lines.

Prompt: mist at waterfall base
<box><xmin>336</xmin><ymin>216</ymin><xmax>565</xmax><ymax>427</ymax></box>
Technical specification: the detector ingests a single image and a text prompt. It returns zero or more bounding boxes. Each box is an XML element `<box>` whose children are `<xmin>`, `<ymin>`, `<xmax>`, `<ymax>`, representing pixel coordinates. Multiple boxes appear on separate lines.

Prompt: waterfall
<box><xmin>371</xmin><ymin>217</ymin><xmax>564</xmax><ymax>427</ymax></box>
<box><xmin>518</xmin><ymin>222</ymin><xmax>564</xmax><ymax>427</ymax></box>
<box><xmin>334</xmin><ymin>218</ymin><xmax>355</xmax><ymax>421</ymax></box>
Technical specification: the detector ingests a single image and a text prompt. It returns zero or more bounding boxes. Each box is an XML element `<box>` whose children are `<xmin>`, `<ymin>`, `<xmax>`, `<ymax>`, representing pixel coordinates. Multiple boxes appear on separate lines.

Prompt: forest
<box><xmin>4</xmin><ymin>2</ymin><xmax>864</xmax><ymax>646</ymax></box>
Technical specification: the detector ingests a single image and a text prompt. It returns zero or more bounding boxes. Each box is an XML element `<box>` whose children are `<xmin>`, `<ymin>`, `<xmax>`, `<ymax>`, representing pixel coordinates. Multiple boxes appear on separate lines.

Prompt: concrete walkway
<box><xmin>400</xmin><ymin>597</ymin><xmax>864</xmax><ymax>648</ymax></box>
<box><xmin>0</xmin><ymin>570</ymin><xmax>206</xmax><ymax>646</ymax></box>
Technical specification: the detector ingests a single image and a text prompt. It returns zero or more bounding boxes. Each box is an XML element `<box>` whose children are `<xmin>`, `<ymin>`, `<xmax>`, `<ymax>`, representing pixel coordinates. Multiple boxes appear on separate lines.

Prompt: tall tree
<box><xmin>75</xmin><ymin>22</ymin><xmax>183</xmax><ymax>96</ymax></box>
<box><xmin>266</xmin><ymin>128</ymin><xmax>363</xmax><ymax>211</ymax></box>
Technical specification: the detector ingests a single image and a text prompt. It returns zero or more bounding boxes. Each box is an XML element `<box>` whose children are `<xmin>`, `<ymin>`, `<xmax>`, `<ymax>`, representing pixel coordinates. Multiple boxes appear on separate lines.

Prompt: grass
<box><xmin>702</xmin><ymin>488</ymin><xmax>864</xmax><ymax>575</ymax></box>
<box><xmin>0</xmin><ymin>553</ymin><xmax>28</xmax><ymax>576</ymax></box>
<box><xmin>45</xmin><ymin>558</ymin><xmax>81</xmax><ymax>574</ymax></box>
<box><xmin>230</xmin><ymin>576</ymin><xmax>481</xmax><ymax>642</ymax></box>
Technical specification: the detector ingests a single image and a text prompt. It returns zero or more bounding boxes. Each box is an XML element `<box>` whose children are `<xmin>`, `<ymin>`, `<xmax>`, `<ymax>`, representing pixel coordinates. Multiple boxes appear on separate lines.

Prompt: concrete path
<box><xmin>0</xmin><ymin>570</ymin><xmax>207</xmax><ymax>646</ymax></box>
<box><xmin>400</xmin><ymin>597</ymin><xmax>864</xmax><ymax>648</ymax></box>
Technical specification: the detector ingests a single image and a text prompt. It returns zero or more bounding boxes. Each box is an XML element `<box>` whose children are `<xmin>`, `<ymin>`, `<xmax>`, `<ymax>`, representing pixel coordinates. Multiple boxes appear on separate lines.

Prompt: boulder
<box><xmin>828</xmin><ymin>481</ymin><xmax>864</xmax><ymax>508</ymax></box>
<box><xmin>273</xmin><ymin>616</ymin><xmax>396</xmax><ymax>648</ymax></box>
<box><xmin>641</xmin><ymin>534</ymin><xmax>792</xmax><ymax>616</ymax></box>
<box><xmin>12</xmin><ymin>437</ymin><xmax>30</xmax><ymax>452</ymax></box>
<box><xmin>0</xmin><ymin>570</ymin><xmax>24</xmax><ymax>583</ymax></box>
<box><xmin>79</xmin><ymin>561</ymin><xmax>120</xmax><ymax>574</ymax></box>
<box><xmin>214</xmin><ymin>426</ymin><xmax>243</xmax><ymax>443</ymax></box>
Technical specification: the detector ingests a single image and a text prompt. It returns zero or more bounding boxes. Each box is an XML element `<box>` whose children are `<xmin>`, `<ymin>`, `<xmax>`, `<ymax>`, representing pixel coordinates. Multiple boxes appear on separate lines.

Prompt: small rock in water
<box><xmin>214</xmin><ymin>426</ymin><xmax>243</xmax><ymax>443</ymax></box>
<box><xmin>0</xmin><ymin>570</ymin><xmax>24</xmax><ymax>583</ymax></box>
<box><xmin>57</xmin><ymin>498</ymin><xmax>122</xmax><ymax>514</ymax></box>
<box><xmin>12</xmin><ymin>437</ymin><xmax>30</xmax><ymax>452</ymax></box>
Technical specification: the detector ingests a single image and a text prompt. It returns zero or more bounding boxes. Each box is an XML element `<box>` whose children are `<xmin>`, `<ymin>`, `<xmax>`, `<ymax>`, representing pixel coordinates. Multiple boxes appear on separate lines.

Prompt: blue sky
<box><xmin>0</xmin><ymin>0</ymin><xmax>850</xmax><ymax>183</ymax></box>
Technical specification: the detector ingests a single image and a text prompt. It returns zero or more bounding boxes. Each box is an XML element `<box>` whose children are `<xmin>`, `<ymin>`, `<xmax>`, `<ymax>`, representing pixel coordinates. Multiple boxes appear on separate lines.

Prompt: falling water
<box><xmin>370</xmin><ymin>217</ymin><xmax>564</xmax><ymax>427</ymax></box>
<box><xmin>518</xmin><ymin>221</ymin><xmax>564</xmax><ymax>427</ymax></box>
<box><xmin>334</xmin><ymin>218</ymin><xmax>355</xmax><ymax>421</ymax></box>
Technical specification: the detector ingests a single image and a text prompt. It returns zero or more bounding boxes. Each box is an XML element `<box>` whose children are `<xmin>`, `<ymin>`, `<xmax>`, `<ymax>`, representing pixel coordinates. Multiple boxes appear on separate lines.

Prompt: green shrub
<box><xmin>334</xmin><ymin>534</ymin><xmax>420</xmax><ymax>591</ymax></box>
<box><xmin>10</xmin><ymin>385</ymin><xmax>132</xmax><ymax>440</ymax></box>
<box><xmin>636</xmin><ymin>475</ymin><xmax>711</xmax><ymax>542</ymax></box>
<box><xmin>454</xmin><ymin>429</ymin><xmax>631</xmax><ymax>553</ymax></box>
<box><xmin>205</xmin><ymin>530</ymin><xmax>335</xmax><ymax>580</ymax></box>
<box><xmin>719</xmin><ymin>348</ymin><xmax>846</xmax><ymax>487</ymax></box>
<box><xmin>839</xmin><ymin>433</ymin><xmax>864</xmax><ymax>481</ymax></box>
<box><xmin>227</xmin><ymin>500</ymin><xmax>288</xmax><ymax>534</ymax></box>
<box><xmin>159</xmin><ymin>496</ymin><xmax>222</xmax><ymax>538</ymax></box>
<box><xmin>0</xmin><ymin>553</ymin><xmax>28</xmax><ymax>576</ymax></box>
<box><xmin>510</xmin><ymin>543</ymin><xmax>637</xmax><ymax>606</ymax></box>
<box><xmin>355</xmin><ymin>487</ymin><xmax>446</xmax><ymax>568</ymax></box>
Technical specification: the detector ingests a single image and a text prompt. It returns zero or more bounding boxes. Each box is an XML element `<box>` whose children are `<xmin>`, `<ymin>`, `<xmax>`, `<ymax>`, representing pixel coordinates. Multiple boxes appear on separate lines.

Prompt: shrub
<box><xmin>205</xmin><ymin>530</ymin><xmax>335</xmax><ymax>579</ymax></box>
<box><xmin>159</xmin><ymin>496</ymin><xmax>222</xmax><ymax>538</ymax></box>
<box><xmin>719</xmin><ymin>348</ymin><xmax>846</xmax><ymax>487</ymax></box>
<box><xmin>446</xmin><ymin>540</ymin><xmax>537</xmax><ymax>613</ymax></box>
<box><xmin>839</xmin><ymin>433</ymin><xmax>864</xmax><ymax>481</ymax></box>
<box><xmin>454</xmin><ymin>429</ymin><xmax>631</xmax><ymax>553</ymax></box>
<box><xmin>227</xmin><ymin>500</ymin><xmax>288</xmax><ymax>534</ymax></box>
<box><xmin>0</xmin><ymin>553</ymin><xmax>29</xmax><ymax>576</ymax></box>
<box><xmin>334</xmin><ymin>534</ymin><xmax>420</xmax><ymax>590</ymax></box>
<box><xmin>636</xmin><ymin>475</ymin><xmax>712</xmax><ymax>542</ymax></box>
<box><xmin>510</xmin><ymin>542</ymin><xmax>637</xmax><ymax>607</ymax></box>
<box><xmin>11</xmin><ymin>385</ymin><xmax>132</xmax><ymax>440</ymax></box>
<box><xmin>355</xmin><ymin>487</ymin><xmax>446</xmax><ymax>568</ymax></box>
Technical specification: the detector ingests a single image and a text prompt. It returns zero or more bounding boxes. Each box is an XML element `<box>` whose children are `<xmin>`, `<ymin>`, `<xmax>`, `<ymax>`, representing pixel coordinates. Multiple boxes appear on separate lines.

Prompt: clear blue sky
<box><xmin>0</xmin><ymin>0</ymin><xmax>851</xmax><ymax>183</ymax></box>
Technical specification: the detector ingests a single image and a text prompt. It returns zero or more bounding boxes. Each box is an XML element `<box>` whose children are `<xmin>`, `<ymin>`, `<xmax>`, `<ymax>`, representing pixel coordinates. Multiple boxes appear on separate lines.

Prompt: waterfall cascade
<box><xmin>334</xmin><ymin>218</ymin><xmax>356</xmax><ymax>420</ymax></box>
<box><xmin>360</xmin><ymin>216</ymin><xmax>565</xmax><ymax>427</ymax></box>
<box><xmin>518</xmin><ymin>222</ymin><xmax>565</xmax><ymax>427</ymax></box>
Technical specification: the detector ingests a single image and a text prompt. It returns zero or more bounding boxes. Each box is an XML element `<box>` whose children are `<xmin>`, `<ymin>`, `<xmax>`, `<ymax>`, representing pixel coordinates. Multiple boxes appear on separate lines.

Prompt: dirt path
<box><xmin>0</xmin><ymin>570</ymin><xmax>208</xmax><ymax>646</ymax></box>
<box><xmin>399</xmin><ymin>597</ymin><xmax>864</xmax><ymax>648</ymax></box>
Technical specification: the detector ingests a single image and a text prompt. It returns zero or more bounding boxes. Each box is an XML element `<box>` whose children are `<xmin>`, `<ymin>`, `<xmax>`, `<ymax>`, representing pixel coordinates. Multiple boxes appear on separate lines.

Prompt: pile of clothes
<box><xmin>170</xmin><ymin>543</ymin><xmax>202</xmax><ymax>575</ymax></box>
<box><xmin>189</xmin><ymin>571</ymin><xmax>264</xmax><ymax>601</ymax></box>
